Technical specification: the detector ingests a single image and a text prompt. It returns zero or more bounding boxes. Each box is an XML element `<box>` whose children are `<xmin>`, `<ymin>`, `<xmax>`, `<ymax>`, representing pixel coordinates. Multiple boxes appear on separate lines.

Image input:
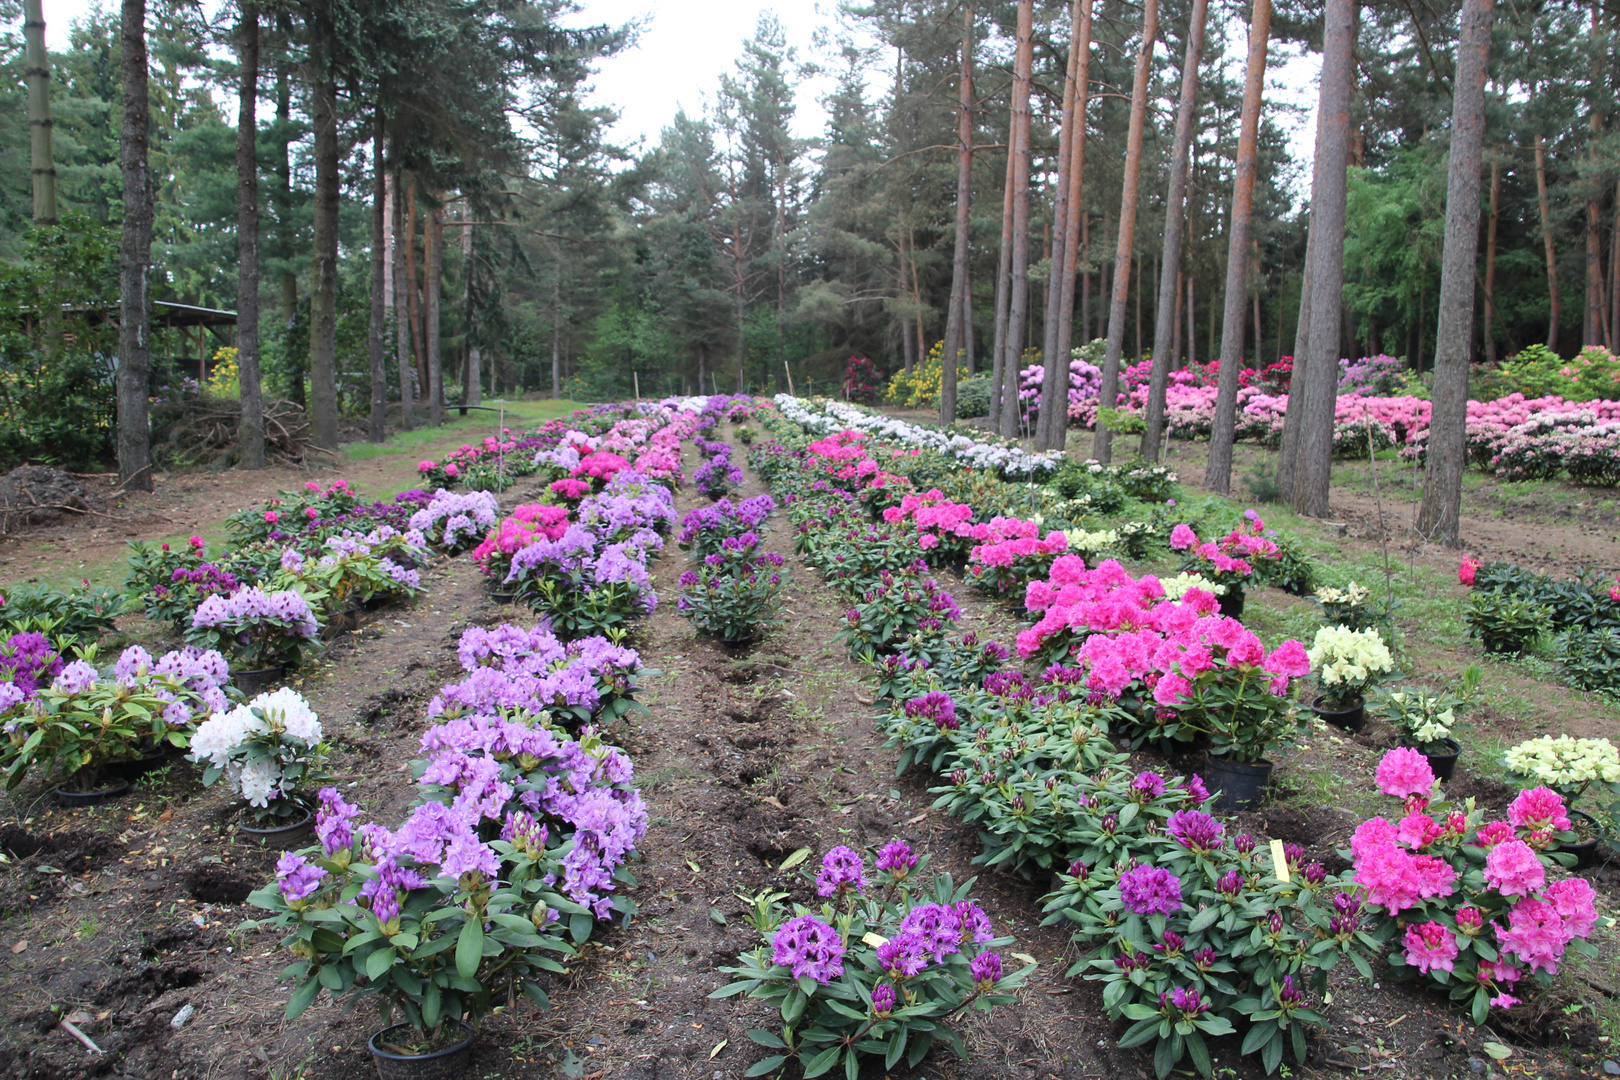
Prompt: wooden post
<box><xmin>784</xmin><ymin>360</ymin><xmax>795</xmax><ymax>397</ymax></box>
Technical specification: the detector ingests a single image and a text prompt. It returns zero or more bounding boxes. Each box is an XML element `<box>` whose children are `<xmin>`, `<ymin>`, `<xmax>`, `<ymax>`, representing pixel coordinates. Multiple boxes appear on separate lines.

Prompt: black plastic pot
<box><xmin>1566</xmin><ymin>810</ymin><xmax>1603</xmax><ymax>871</ymax></box>
<box><xmin>104</xmin><ymin>750</ymin><xmax>173</xmax><ymax>783</ymax></box>
<box><xmin>369</xmin><ymin>1022</ymin><xmax>475</xmax><ymax>1080</ymax></box>
<box><xmin>238</xmin><ymin>807</ymin><xmax>314</xmax><ymax>849</ymax></box>
<box><xmin>1312</xmin><ymin>695</ymin><xmax>1367</xmax><ymax>733</ymax></box>
<box><xmin>1422</xmin><ymin>738</ymin><xmax>1463</xmax><ymax>783</ymax></box>
<box><xmin>234</xmin><ymin>665</ymin><xmax>285</xmax><ymax>697</ymax></box>
<box><xmin>54</xmin><ymin>778</ymin><xmax>131</xmax><ymax>807</ymax></box>
<box><xmin>488</xmin><ymin>586</ymin><xmax>518</xmax><ymax>604</ymax></box>
<box><xmin>1217</xmin><ymin>587</ymin><xmax>1246</xmax><ymax>620</ymax></box>
<box><xmin>1204</xmin><ymin>754</ymin><xmax>1273</xmax><ymax>812</ymax></box>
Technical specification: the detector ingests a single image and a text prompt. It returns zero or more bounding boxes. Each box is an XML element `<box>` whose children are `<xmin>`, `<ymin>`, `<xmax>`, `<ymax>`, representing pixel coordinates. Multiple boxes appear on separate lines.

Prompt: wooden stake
<box><xmin>633</xmin><ymin>371</ymin><xmax>640</xmax><ymax>402</ymax></box>
<box><xmin>783</xmin><ymin>360</ymin><xmax>795</xmax><ymax>397</ymax></box>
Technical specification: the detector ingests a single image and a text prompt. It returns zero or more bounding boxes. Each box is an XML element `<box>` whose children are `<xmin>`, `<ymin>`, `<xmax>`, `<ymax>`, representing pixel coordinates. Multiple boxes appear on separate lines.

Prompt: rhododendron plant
<box><xmin>1349</xmin><ymin>749</ymin><xmax>1598</xmax><ymax>1022</ymax></box>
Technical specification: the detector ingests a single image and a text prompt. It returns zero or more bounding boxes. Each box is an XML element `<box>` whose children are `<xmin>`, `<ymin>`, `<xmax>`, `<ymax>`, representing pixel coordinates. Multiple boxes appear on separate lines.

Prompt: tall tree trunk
<box><xmin>988</xmin><ymin>132</ymin><xmax>1016</xmax><ymax>429</ymax></box>
<box><xmin>235</xmin><ymin>3</ymin><xmax>265</xmax><ymax>468</ymax></box>
<box><xmin>425</xmin><ymin>202</ymin><xmax>444</xmax><ymax>425</ymax></box>
<box><xmin>1484</xmin><ymin>156</ymin><xmax>1500</xmax><ymax>366</ymax></box>
<box><xmin>307</xmin><ymin>66</ymin><xmax>339</xmax><ymax>451</ymax></box>
<box><xmin>999</xmin><ymin>0</ymin><xmax>1036</xmax><ymax>440</ymax></box>
<box><xmin>1277</xmin><ymin>224</ymin><xmax>1314</xmax><ymax>482</ymax></box>
<box><xmin>1287</xmin><ymin>0</ymin><xmax>1355</xmax><ymax>517</ymax></box>
<box><xmin>1044</xmin><ymin>0</ymin><xmax>1095</xmax><ymax>453</ymax></box>
<box><xmin>1533</xmin><ymin>131</ymin><xmax>1560</xmax><ymax>349</ymax></box>
<box><xmin>366</xmin><ymin>109</ymin><xmax>388</xmax><ymax>442</ymax></box>
<box><xmin>1186</xmin><ymin>273</ymin><xmax>1196</xmax><ymax>369</ymax></box>
<box><xmin>1587</xmin><ymin>2</ymin><xmax>1606</xmax><ymax>347</ymax></box>
<box><xmin>461</xmin><ymin>203</ymin><xmax>481</xmax><ymax>409</ymax></box>
<box><xmin>1092</xmin><ymin>0</ymin><xmax>1159</xmax><ymax>462</ymax></box>
<box><xmin>1610</xmin><ymin>178</ymin><xmax>1620</xmax><ymax>351</ymax></box>
<box><xmin>116</xmin><ymin>0</ymin><xmax>153</xmax><ymax>492</ymax></box>
<box><xmin>1142</xmin><ymin>0</ymin><xmax>1208</xmax><ymax>460</ymax></box>
<box><xmin>1417</xmin><ymin>0</ymin><xmax>1494</xmax><ymax>545</ymax></box>
<box><xmin>1037</xmin><ymin>0</ymin><xmax>1085</xmax><ymax>448</ymax></box>
<box><xmin>1171</xmin><ymin>270</ymin><xmax>1184</xmax><ymax>362</ymax></box>
<box><xmin>1081</xmin><ymin>212</ymin><xmax>1092</xmax><ymax>347</ymax></box>
<box><xmin>404</xmin><ymin>179</ymin><xmax>428</xmax><ymax>397</ymax></box>
<box><xmin>940</xmin><ymin>2</ymin><xmax>974</xmax><ymax>426</ymax></box>
<box><xmin>391</xmin><ymin>171</ymin><xmax>413</xmax><ymax>429</ymax></box>
<box><xmin>552</xmin><ymin>273</ymin><xmax>563</xmax><ymax>399</ymax></box>
<box><xmin>275</xmin><ymin>17</ymin><xmax>297</xmax><ymax>338</ymax></box>
<box><xmin>23</xmin><ymin>0</ymin><xmax>56</xmax><ymax>225</ymax></box>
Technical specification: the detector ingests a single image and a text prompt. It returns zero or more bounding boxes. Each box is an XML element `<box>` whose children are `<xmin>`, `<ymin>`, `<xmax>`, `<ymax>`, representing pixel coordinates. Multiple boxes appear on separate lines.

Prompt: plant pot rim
<box><xmin>369</xmin><ymin>1021</ymin><xmax>475</xmax><ymax>1062</ymax></box>
<box><xmin>1204</xmin><ymin>753</ymin><xmax>1274</xmax><ymax>770</ymax></box>
<box><xmin>238</xmin><ymin>805</ymin><xmax>314</xmax><ymax>837</ymax></box>
<box><xmin>54</xmin><ymin>778</ymin><xmax>131</xmax><ymax>805</ymax></box>
<box><xmin>1421</xmin><ymin>737</ymin><xmax>1463</xmax><ymax>756</ymax></box>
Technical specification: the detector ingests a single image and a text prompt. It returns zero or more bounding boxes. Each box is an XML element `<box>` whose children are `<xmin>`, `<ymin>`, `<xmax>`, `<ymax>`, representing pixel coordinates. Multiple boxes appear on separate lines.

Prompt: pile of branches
<box><xmin>151</xmin><ymin>395</ymin><xmax>322</xmax><ymax>468</ymax></box>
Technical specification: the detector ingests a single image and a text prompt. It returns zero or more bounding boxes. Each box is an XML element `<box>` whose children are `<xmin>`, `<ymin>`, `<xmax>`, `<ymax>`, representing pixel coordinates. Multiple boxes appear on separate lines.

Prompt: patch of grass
<box><xmin>342</xmin><ymin>398</ymin><xmax>581</xmax><ymax>466</ymax></box>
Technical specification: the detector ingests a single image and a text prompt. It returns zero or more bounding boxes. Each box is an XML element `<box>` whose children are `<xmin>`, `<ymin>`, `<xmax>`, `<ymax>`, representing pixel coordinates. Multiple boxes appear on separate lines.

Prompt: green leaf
<box><xmin>745</xmin><ymin>1029</ymin><xmax>785</xmax><ymax>1049</ymax></box>
<box><xmin>1186</xmin><ymin>1031</ymin><xmax>1213</xmax><ymax>1078</ymax></box>
<box><xmin>364</xmin><ymin>947</ymin><xmax>394</xmax><ymax>982</ymax></box>
<box><xmin>744</xmin><ymin>1056</ymin><xmax>787</xmax><ymax>1077</ymax></box>
<box><xmin>1482</xmin><ymin>1041</ymin><xmax>1513</xmax><ymax>1061</ymax></box>
<box><xmin>285</xmin><ymin>976</ymin><xmax>321</xmax><ymax>1019</ymax></box>
<box><xmin>777</xmin><ymin>847</ymin><xmax>812</xmax><ymax>870</ymax></box>
<box><xmin>801</xmin><ymin>1045</ymin><xmax>842</xmax><ymax>1078</ymax></box>
<box><xmin>456</xmin><ymin>918</ymin><xmax>484</xmax><ymax>981</ymax></box>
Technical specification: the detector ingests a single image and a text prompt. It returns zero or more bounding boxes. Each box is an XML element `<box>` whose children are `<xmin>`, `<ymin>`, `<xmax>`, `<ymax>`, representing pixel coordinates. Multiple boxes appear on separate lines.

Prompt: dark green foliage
<box><xmin>0</xmin><ymin>580</ymin><xmax>127</xmax><ymax>653</ymax></box>
<box><xmin>0</xmin><ymin>214</ymin><xmax>119</xmax><ymax>469</ymax></box>
<box><xmin>1556</xmin><ymin>627</ymin><xmax>1620</xmax><ymax>694</ymax></box>
<box><xmin>1464</xmin><ymin>590</ymin><xmax>1548</xmax><ymax>655</ymax></box>
<box><xmin>955</xmin><ymin>375</ymin><xmax>992</xmax><ymax>418</ymax></box>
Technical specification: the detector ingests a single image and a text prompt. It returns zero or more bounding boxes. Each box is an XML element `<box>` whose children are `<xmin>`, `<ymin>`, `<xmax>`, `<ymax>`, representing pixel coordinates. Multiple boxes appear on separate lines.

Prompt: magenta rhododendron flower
<box><xmin>1403</xmin><ymin>921</ymin><xmax>1459</xmax><ymax>974</ymax></box>
<box><xmin>772</xmin><ymin>915</ymin><xmax>845</xmax><ymax>983</ymax></box>
<box><xmin>1374</xmin><ymin>747</ymin><xmax>1435</xmax><ymax>800</ymax></box>
<box><xmin>1119</xmin><ymin>865</ymin><xmax>1182</xmax><ymax>915</ymax></box>
<box><xmin>1458</xmin><ymin>557</ymin><xmax>1479</xmax><ymax>586</ymax></box>
<box><xmin>1474</xmin><ymin>820</ymin><xmax>1516</xmax><ymax>849</ymax></box>
<box><xmin>1544</xmin><ymin>877</ymin><xmax>1598</xmax><ymax>938</ymax></box>
<box><xmin>1483</xmin><ymin>839</ymin><xmax>1545</xmax><ymax>898</ymax></box>
<box><xmin>1497</xmin><ymin>897</ymin><xmax>1573</xmax><ymax>974</ymax></box>
<box><xmin>1507</xmin><ymin>786</ymin><xmax>1572</xmax><ymax>832</ymax></box>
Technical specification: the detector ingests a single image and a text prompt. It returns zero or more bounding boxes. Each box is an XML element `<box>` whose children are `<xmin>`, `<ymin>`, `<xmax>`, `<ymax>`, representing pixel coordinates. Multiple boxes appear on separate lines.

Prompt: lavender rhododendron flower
<box><xmin>772</xmin><ymin>915</ymin><xmax>846</xmax><ymax>983</ymax></box>
<box><xmin>816</xmin><ymin>845</ymin><xmax>867</xmax><ymax>897</ymax></box>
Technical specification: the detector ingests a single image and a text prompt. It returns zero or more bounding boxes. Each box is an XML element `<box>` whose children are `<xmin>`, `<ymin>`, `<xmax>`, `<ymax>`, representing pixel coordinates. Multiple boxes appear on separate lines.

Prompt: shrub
<box><xmin>188</xmin><ymin>688</ymin><xmax>329</xmax><ymax>825</ymax></box>
<box><xmin>1348</xmin><ymin>749</ymin><xmax>1599</xmax><ymax>1024</ymax></box>
<box><xmin>954</xmin><ymin>375</ymin><xmax>993</xmax><ymax>418</ymax></box>
<box><xmin>1464</xmin><ymin>591</ymin><xmax>1546</xmax><ymax>655</ymax></box>
<box><xmin>711</xmin><ymin>843</ymin><xmax>1029</xmax><ymax>1077</ymax></box>
<box><xmin>842</xmin><ymin>356</ymin><xmax>884</xmax><ymax>403</ymax></box>
<box><xmin>677</xmin><ymin>539</ymin><xmax>789</xmax><ymax>643</ymax></box>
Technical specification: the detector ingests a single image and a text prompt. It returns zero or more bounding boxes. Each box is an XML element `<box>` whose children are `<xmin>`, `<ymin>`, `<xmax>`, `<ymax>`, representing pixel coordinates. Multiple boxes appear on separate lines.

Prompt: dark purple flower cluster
<box><xmin>816</xmin><ymin>845</ymin><xmax>867</xmax><ymax>897</ymax></box>
<box><xmin>771</xmin><ymin>915</ymin><xmax>846</xmax><ymax>983</ymax></box>
<box><xmin>1119</xmin><ymin>864</ymin><xmax>1183</xmax><ymax>915</ymax></box>
<box><xmin>903</xmin><ymin>690</ymin><xmax>958</xmax><ymax>731</ymax></box>
<box><xmin>0</xmin><ymin>631</ymin><xmax>63</xmax><ymax>700</ymax></box>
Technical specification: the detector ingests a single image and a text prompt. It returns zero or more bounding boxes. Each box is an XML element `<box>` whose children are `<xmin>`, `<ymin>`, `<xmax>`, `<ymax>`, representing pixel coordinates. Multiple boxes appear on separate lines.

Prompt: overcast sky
<box><xmin>38</xmin><ymin>0</ymin><xmax>1321</xmax><ymax>201</ymax></box>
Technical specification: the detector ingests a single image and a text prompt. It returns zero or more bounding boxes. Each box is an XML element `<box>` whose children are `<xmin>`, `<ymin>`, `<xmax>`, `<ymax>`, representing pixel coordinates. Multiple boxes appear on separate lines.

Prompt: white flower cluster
<box><xmin>1314</xmin><ymin>581</ymin><xmax>1372</xmax><ymax>607</ymax></box>
<box><xmin>1161</xmin><ymin>571</ymin><xmax>1226</xmax><ymax>600</ymax></box>
<box><xmin>774</xmin><ymin>395</ymin><xmax>1063</xmax><ymax>476</ymax></box>
<box><xmin>1307</xmin><ymin>625</ymin><xmax>1396</xmax><ymax>691</ymax></box>
<box><xmin>1062</xmin><ymin>528</ymin><xmax>1120</xmax><ymax>559</ymax></box>
<box><xmin>1385</xmin><ymin>690</ymin><xmax>1456</xmax><ymax>743</ymax></box>
<box><xmin>1504</xmin><ymin>735</ymin><xmax>1620</xmax><ymax>787</ymax></box>
<box><xmin>188</xmin><ymin>688</ymin><xmax>323</xmax><ymax>808</ymax></box>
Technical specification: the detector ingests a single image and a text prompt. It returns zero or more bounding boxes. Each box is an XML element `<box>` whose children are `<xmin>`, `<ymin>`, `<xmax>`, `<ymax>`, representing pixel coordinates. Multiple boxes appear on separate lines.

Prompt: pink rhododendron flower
<box><xmin>1403</xmin><ymin>921</ymin><xmax>1459</xmax><ymax>975</ymax></box>
<box><xmin>1507</xmin><ymin>786</ymin><xmax>1571</xmax><ymax>832</ymax></box>
<box><xmin>1474</xmin><ymin>820</ymin><xmax>1516</xmax><ymax>849</ymax></box>
<box><xmin>1497</xmin><ymin>897</ymin><xmax>1573</xmax><ymax>975</ymax></box>
<box><xmin>1483</xmin><ymin>839</ymin><xmax>1545</xmax><ymax>898</ymax></box>
<box><xmin>1375</xmin><ymin>747</ymin><xmax>1435</xmax><ymax>800</ymax></box>
<box><xmin>1458</xmin><ymin>558</ymin><xmax>1479</xmax><ymax>586</ymax></box>
<box><xmin>1544</xmin><ymin>877</ymin><xmax>1598</xmax><ymax>938</ymax></box>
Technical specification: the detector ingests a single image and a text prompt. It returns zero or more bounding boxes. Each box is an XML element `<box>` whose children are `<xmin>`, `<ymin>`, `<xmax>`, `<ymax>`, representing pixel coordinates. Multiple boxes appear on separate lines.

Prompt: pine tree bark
<box><xmin>235</xmin><ymin>3</ymin><xmax>265</xmax><ymax>468</ymax></box>
<box><xmin>1043</xmin><ymin>0</ymin><xmax>1094</xmax><ymax>453</ymax></box>
<box><xmin>1092</xmin><ymin>0</ymin><xmax>1159</xmax><ymax>462</ymax></box>
<box><xmin>1286</xmin><ymin>0</ymin><xmax>1355</xmax><ymax>517</ymax></box>
<box><xmin>426</xmin><ymin>202</ymin><xmax>444</xmax><ymax>425</ymax></box>
<box><xmin>988</xmin><ymin>130</ymin><xmax>1016</xmax><ymax>429</ymax></box>
<box><xmin>1277</xmin><ymin>224</ymin><xmax>1314</xmax><ymax>483</ymax></box>
<box><xmin>275</xmin><ymin>25</ymin><xmax>297</xmax><ymax>336</ymax></box>
<box><xmin>1587</xmin><ymin>3</ymin><xmax>1606</xmax><ymax>347</ymax></box>
<box><xmin>1484</xmin><ymin>156</ymin><xmax>1499</xmax><ymax>366</ymax></box>
<box><xmin>307</xmin><ymin>62</ymin><xmax>340</xmax><ymax>451</ymax></box>
<box><xmin>1186</xmin><ymin>274</ymin><xmax>1196</xmax><ymax>368</ymax></box>
<box><xmin>1204</xmin><ymin>0</ymin><xmax>1270</xmax><ymax>492</ymax></box>
<box><xmin>404</xmin><ymin>179</ymin><xmax>427</xmax><ymax>397</ymax></box>
<box><xmin>1142</xmin><ymin>0</ymin><xmax>1208</xmax><ymax>461</ymax></box>
<box><xmin>391</xmin><ymin>171</ymin><xmax>413</xmax><ymax>429</ymax></box>
<box><xmin>366</xmin><ymin>110</ymin><xmax>388</xmax><ymax>442</ymax></box>
<box><xmin>552</xmin><ymin>273</ymin><xmax>563</xmax><ymax>399</ymax></box>
<box><xmin>940</xmin><ymin>2</ymin><xmax>974</xmax><ymax>426</ymax></box>
<box><xmin>1037</xmin><ymin>0</ymin><xmax>1085</xmax><ymax>448</ymax></box>
<box><xmin>999</xmin><ymin>0</ymin><xmax>1036</xmax><ymax>440</ymax></box>
<box><xmin>117</xmin><ymin>0</ymin><xmax>154</xmax><ymax>491</ymax></box>
<box><xmin>23</xmin><ymin>0</ymin><xmax>56</xmax><ymax>225</ymax></box>
<box><xmin>1417</xmin><ymin>0</ymin><xmax>1494</xmax><ymax>545</ymax></box>
<box><xmin>1533</xmin><ymin>131</ymin><xmax>1560</xmax><ymax>349</ymax></box>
